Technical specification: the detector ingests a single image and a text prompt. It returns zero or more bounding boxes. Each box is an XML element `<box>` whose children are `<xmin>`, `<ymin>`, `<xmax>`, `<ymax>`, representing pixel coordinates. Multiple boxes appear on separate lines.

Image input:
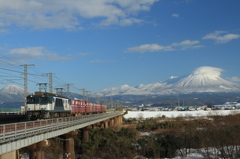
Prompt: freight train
<box><xmin>26</xmin><ymin>92</ymin><xmax>106</xmax><ymax>120</ymax></box>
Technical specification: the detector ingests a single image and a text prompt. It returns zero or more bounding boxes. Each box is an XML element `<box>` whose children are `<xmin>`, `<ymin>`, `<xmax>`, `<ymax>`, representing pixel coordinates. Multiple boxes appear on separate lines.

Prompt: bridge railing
<box><xmin>0</xmin><ymin>112</ymin><xmax>122</xmax><ymax>144</ymax></box>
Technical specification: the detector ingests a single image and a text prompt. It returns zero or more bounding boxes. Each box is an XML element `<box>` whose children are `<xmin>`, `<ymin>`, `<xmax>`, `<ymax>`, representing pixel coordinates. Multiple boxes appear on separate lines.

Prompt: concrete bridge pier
<box><xmin>108</xmin><ymin>118</ymin><xmax>114</xmax><ymax>127</ymax></box>
<box><xmin>96</xmin><ymin>121</ymin><xmax>108</xmax><ymax>128</ymax></box>
<box><xmin>104</xmin><ymin>120</ymin><xmax>109</xmax><ymax>128</ymax></box>
<box><xmin>82</xmin><ymin>126</ymin><xmax>92</xmax><ymax>142</ymax></box>
<box><xmin>63</xmin><ymin>131</ymin><xmax>78</xmax><ymax>159</ymax></box>
<box><xmin>115</xmin><ymin>116</ymin><xmax>123</xmax><ymax>126</ymax></box>
<box><xmin>0</xmin><ymin>150</ymin><xmax>19</xmax><ymax>159</ymax></box>
<box><xmin>92</xmin><ymin>123</ymin><xmax>98</xmax><ymax>129</ymax></box>
<box><xmin>119</xmin><ymin>115</ymin><xmax>123</xmax><ymax>124</ymax></box>
<box><xmin>100</xmin><ymin>122</ymin><xmax>105</xmax><ymax>128</ymax></box>
<box><xmin>28</xmin><ymin>140</ymin><xmax>50</xmax><ymax>159</ymax></box>
<box><xmin>114</xmin><ymin>117</ymin><xmax>119</xmax><ymax>126</ymax></box>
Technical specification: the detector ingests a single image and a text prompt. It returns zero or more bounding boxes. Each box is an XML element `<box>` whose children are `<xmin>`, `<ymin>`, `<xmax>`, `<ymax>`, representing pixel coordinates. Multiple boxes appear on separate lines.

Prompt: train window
<box><xmin>35</xmin><ymin>98</ymin><xmax>39</xmax><ymax>103</ymax></box>
<box><xmin>40</xmin><ymin>97</ymin><xmax>50</xmax><ymax>103</ymax></box>
<box><xmin>27</xmin><ymin>97</ymin><xmax>35</xmax><ymax>103</ymax></box>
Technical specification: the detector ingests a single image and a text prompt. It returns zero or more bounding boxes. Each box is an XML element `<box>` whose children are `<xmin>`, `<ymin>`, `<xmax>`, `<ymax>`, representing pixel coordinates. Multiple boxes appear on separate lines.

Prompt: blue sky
<box><xmin>0</xmin><ymin>0</ymin><xmax>240</xmax><ymax>94</ymax></box>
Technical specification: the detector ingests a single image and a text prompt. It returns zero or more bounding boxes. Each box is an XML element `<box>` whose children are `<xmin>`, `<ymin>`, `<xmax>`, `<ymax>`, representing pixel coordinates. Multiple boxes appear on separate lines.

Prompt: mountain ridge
<box><xmin>97</xmin><ymin>66</ymin><xmax>240</xmax><ymax>96</ymax></box>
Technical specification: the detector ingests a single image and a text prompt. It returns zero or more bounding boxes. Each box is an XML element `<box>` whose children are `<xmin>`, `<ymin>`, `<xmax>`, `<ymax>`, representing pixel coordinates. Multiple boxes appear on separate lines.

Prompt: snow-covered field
<box><xmin>124</xmin><ymin>110</ymin><xmax>240</xmax><ymax>119</ymax></box>
<box><xmin>125</xmin><ymin>110</ymin><xmax>240</xmax><ymax>159</ymax></box>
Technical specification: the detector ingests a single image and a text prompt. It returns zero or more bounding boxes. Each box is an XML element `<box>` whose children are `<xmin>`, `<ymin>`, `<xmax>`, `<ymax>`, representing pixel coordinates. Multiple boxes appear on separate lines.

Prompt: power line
<box><xmin>0</xmin><ymin>54</ymin><xmax>22</xmax><ymax>66</ymax></box>
<box><xmin>0</xmin><ymin>67</ymin><xmax>23</xmax><ymax>74</ymax></box>
<box><xmin>0</xmin><ymin>57</ymin><xmax>94</xmax><ymax>101</ymax></box>
<box><xmin>54</xmin><ymin>75</ymin><xmax>67</xmax><ymax>84</ymax></box>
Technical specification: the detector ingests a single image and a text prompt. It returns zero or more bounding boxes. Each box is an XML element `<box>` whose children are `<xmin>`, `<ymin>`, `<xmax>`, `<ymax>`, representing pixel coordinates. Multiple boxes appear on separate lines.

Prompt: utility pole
<box><xmin>85</xmin><ymin>91</ymin><xmax>91</xmax><ymax>102</ymax></box>
<box><xmin>43</xmin><ymin>73</ymin><xmax>55</xmax><ymax>93</ymax></box>
<box><xmin>65</xmin><ymin>84</ymin><xmax>74</xmax><ymax>98</ymax></box>
<box><xmin>79</xmin><ymin>88</ymin><xmax>86</xmax><ymax>101</ymax></box>
<box><xmin>20</xmin><ymin>64</ymin><xmax>35</xmax><ymax>108</ymax></box>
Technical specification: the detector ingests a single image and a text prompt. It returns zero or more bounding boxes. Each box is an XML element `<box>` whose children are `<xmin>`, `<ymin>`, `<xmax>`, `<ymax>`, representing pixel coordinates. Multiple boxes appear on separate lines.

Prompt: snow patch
<box><xmin>124</xmin><ymin>110</ymin><xmax>240</xmax><ymax>119</ymax></box>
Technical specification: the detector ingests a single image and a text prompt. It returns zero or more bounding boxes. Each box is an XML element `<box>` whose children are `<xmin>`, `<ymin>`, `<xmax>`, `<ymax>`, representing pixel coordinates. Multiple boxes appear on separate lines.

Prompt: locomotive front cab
<box><xmin>26</xmin><ymin>94</ymin><xmax>53</xmax><ymax>111</ymax></box>
<box><xmin>26</xmin><ymin>95</ymin><xmax>38</xmax><ymax>110</ymax></box>
<box><xmin>39</xmin><ymin>96</ymin><xmax>52</xmax><ymax>110</ymax></box>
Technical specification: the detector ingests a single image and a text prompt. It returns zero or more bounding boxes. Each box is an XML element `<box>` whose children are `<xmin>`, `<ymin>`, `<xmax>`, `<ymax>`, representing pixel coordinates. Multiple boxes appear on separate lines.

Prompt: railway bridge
<box><xmin>0</xmin><ymin>111</ymin><xmax>125</xmax><ymax>159</ymax></box>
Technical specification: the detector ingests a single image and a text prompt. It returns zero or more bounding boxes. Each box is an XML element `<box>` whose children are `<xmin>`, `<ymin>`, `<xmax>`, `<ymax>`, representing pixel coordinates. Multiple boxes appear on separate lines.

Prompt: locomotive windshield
<box><xmin>26</xmin><ymin>96</ymin><xmax>51</xmax><ymax>104</ymax></box>
<box><xmin>40</xmin><ymin>97</ymin><xmax>51</xmax><ymax>103</ymax></box>
<box><xmin>27</xmin><ymin>96</ymin><xmax>35</xmax><ymax>103</ymax></box>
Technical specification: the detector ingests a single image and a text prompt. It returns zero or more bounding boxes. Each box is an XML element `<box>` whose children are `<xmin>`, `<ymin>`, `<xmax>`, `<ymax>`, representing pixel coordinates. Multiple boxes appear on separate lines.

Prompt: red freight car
<box><xmin>93</xmin><ymin>103</ymin><xmax>101</xmax><ymax>112</ymax></box>
<box><xmin>85</xmin><ymin>101</ymin><xmax>92</xmax><ymax>113</ymax></box>
<box><xmin>71</xmin><ymin>99</ymin><xmax>86</xmax><ymax>115</ymax></box>
<box><xmin>101</xmin><ymin>104</ymin><xmax>107</xmax><ymax>112</ymax></box>
<box><xmin>71</xmin><ymin>99</ymin><xmax>107</xmax><ymax>114</ymax></box>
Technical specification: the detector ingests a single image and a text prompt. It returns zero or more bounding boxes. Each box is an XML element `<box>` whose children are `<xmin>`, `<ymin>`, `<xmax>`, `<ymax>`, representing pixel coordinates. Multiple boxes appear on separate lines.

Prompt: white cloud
<box><xmin>203</xmin><ymin>31</ymin><xmax>240</xmax><ymax>43</ymax></box>
<box><xmin>6</xmin><ymin>47</ymin><xmax>71</xmax><ymax>62</ymax></box>
<box><xmin>126</xmin><ymin>40</ymin><xmax>203</xmax><ymax>53</ymax></box>
<box><xmin>172</xmin><ymin>14</ymin><xmax>179</xmax><ymax>18</ymax></box>
<box><xmin>126</xmin><ymin>44</ymin><xmax>172</xmax><ymax>53</ymax></box>
<box><xmin>0</xmin><ymin>29</ymin><xmax>8</xmax><ymax>33</ymax></box>
<box><xmin>8</xmin><ymin>47</ymin><xmax>44</xmax><ymax>56</ymax></box>
<box><xmin>193</xmin><ymin>66</ymin><xmax>224</xmax><ymax>77</ymax></box>
<box><xmin>172</xmin><ymin>40</ymin><xmax>199</xmax><ymax>46</ymax></box>
<box><xmin>227</xmin><ymin>77</ymin><xmax>240</xmax><ymax>82</ymax></box>
<box><xmin>0</xmin><ymin>0</ymin><xmax>158</xmax><ymax>30</ymax></box>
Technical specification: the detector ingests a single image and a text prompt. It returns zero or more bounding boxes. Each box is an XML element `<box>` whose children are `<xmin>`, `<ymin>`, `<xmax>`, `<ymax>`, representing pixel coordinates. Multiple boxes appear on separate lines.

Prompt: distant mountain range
<box><xmin>97</xmin><ymin>66</ymin><xmax>240</xmax><ymax>96</ymax></box>
<box><xmin>1</xmin><ymin>66</ymin><xmax>240</xmax><ymax>104</ymax></box>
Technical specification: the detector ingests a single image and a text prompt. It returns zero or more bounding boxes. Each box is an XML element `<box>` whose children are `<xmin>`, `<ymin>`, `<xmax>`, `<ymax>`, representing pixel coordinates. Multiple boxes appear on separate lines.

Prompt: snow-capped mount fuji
<box><xmin>0</xmin><ymin>85</ymin><xmax>24</xmax><ymax>95</ymax></box>
<box><xmin>165</xmin><ymin>66</ymin><xmax>240</xmax><ymax>93</ymax></box>
<box><xmin>0</xmin><ymin>85</ymin><xmax>24</xmax><ymax>103</ymax></box>
<box><xmin>97</xmin><ymin>66</ymin><xmax>240</xmax><ymax>96</ymax></box>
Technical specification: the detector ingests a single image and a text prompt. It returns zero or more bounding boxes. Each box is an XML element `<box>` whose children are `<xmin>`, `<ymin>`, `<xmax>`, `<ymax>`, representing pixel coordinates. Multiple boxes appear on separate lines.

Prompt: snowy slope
<box><xmin>97</xmin><ymin>66</ymin><xmax>240</xmax><ymax>96</ymax></box>
<box><xmin>172</xmin><ymin>67</ymin><xmax>237</xmax><ymax>88</ymax></box>
<box><xmin>0</xmin><ymin>85</ymin><xmax>24</xmax><ymax>95</ymax></box>
<box><xmin>98</xmin><ymin>84</ymin><xmax>140</xmax><ymax>96</ymax></box>
<box><xmin>0</xmin><ymin>85</ymin><xmax>25</xmax><ymax>102</ymax></box>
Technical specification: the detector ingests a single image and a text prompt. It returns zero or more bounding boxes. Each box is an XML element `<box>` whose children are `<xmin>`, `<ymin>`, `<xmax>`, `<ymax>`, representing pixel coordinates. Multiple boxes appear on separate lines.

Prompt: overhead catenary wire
<box><xmin>0</xmin><ymin>55</ymin><xmax>93</xmax><ymax>97</ymax></box>
<box><xmin>0</xmin><ymin>60</ymin><xmax>121</xmax><ymax>107</ymax></box>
